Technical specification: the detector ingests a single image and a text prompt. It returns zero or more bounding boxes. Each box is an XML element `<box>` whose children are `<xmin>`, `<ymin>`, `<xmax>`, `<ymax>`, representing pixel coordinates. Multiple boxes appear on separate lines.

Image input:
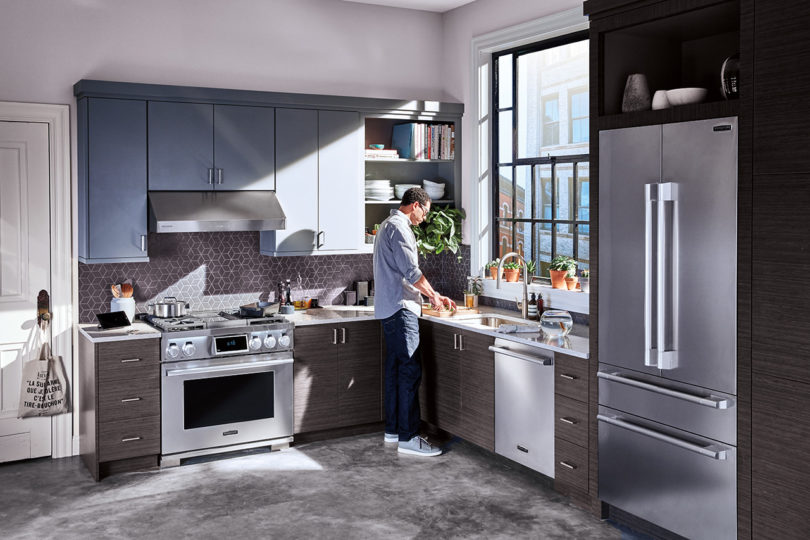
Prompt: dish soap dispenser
<box><xmin>527</xmin><ymin>292</ymin><xmax>538</xmax><ymax>320</ymax></box>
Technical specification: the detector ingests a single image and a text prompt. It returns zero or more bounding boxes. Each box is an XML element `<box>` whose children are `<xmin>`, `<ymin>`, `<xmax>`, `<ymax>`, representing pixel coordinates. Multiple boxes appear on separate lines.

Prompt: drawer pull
<box><xmin>121</xmin><ymin>397</ymin><xmax>142</xmax><ymax>403</ymax></box>
<box><xmin>559</xmin><ymin>460</ymin><xmax>577</xmax><ymax>470</ymax></box>
<box><xmin>120</xmin><ymin>358</ymin><xmax>141</xmax><ymax>364</ymax></box>
<box><xmin>121</xmin><ymin>436</ymin><xmax>142</xmax><ymax>443</ymax></box>
<box><xmin>516</xmin><ymin>444</ymin><xmax>529</xmax><ymax>453</ymax></box>
<box><xmin>559</xmin><ymin>373</ymin><xmax>577</xmax><ymax>380</ymax></box>
<box><xmin>559</xmin><ymin>417</ymin><xmax>578</xmax><ymax>425</ymax></box>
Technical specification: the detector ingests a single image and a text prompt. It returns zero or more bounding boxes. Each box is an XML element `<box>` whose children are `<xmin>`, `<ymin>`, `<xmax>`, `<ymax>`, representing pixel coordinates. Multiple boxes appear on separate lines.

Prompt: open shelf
<box><xmin>364</xmin><ymin>199</ymin><xmax>453</xmax><ymax>205</ymax></box>
<box><xmin>365</xmin><ymin>158</ymin><xmax>454</xmax><ymax>163</ymax></box>
<box><xmin>598</xmin><ymin>99</ymin><xmax>739</xmax><ymax>130</ymax></box>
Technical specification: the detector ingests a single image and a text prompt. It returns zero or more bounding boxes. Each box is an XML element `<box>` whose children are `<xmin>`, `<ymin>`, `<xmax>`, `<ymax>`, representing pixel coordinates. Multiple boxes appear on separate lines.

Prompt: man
<box><xmin>373</xmin><ymin>187</ymin><xmax>456</xmax><ymax>457</ymax></box>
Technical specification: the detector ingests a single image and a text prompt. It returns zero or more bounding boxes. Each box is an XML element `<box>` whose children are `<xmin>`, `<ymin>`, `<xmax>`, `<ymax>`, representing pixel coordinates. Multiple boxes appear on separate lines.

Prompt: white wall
<box><xmin>440</xmin><ymin>0</ymin><xmax>584</xmax><ymax>241</ymax></box>
<box><xmin>0</xmin><ymin>0</ymin><xmax>444</xmax><ymax>104</ymax></box>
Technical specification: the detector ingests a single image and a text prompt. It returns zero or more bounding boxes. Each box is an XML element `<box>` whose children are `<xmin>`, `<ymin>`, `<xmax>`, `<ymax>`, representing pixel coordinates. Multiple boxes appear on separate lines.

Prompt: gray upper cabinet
<box><xmin>78</xmin><ymin>97</ymin><xmax>149</xmax><ymax>264</ymax></box>
<box><xmin>148</xmin><ymin>101</ymin><xmax>275</xmax><ymax>191</ymax></box>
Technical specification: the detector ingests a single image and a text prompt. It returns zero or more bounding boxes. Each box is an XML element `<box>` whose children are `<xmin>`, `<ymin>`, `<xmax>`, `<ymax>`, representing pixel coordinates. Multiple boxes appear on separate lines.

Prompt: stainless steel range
<box><xmin>147</xmin><ymin>311</ymin><xmax>294</xmax><ymax>466</ymax></box>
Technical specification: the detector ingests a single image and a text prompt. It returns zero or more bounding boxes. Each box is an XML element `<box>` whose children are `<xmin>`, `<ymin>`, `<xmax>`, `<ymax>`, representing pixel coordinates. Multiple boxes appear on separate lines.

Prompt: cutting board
<box><xmin>423</xmin><ymin>305</ymin><xmax>479</xmax><ymax>317</ymax></box>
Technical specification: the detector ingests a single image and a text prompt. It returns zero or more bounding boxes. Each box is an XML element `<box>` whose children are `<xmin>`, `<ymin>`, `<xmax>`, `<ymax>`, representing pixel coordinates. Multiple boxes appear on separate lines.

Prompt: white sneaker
<box><xmin>397</xmin><ymin>435</ymin><xmax>442</xmax><ymax>457</ymax></box>
<box><xmin>384</xmin><ymin>432</ymin><xmax>399</xmax><ymax>444</ymax></box>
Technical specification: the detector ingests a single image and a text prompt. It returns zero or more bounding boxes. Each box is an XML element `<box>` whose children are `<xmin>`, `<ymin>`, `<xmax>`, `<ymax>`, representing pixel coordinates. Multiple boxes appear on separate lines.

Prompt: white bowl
<box><xmin>422</xmin><ymin>179</ymin><xmax>445</xmax><ymax>188</ymax></box>
<box><xmin>665</xmin><ymin>88</ymin><xmax>707</xmax><ymax>106</ymax></box>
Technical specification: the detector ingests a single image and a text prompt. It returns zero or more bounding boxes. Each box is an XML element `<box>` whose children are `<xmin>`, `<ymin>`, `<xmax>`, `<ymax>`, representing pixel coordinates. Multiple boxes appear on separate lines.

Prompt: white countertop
<box><xmin>78</xmin><ymin>322</ymin><xmax>161</xmax><ymax>343</ymax></box>
<box><xmin>75</xmin><ymin>305</ymin><xmax>589</xmax><ymax>358</ymax></box>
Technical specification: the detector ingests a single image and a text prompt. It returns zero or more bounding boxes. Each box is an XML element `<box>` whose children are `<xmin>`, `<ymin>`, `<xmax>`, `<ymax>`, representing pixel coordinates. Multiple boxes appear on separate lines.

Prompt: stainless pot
<box><xmin>148</xmin><ymin>296</ymin><xmax>189</xmax><ymax>318</ymax></box>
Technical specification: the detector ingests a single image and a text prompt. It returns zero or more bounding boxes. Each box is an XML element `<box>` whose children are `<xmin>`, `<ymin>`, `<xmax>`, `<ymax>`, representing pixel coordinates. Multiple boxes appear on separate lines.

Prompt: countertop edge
<box><xmin>78</xmin><ymin>323</ymin><xmax>162</xmax><ymax>343</ymax></box>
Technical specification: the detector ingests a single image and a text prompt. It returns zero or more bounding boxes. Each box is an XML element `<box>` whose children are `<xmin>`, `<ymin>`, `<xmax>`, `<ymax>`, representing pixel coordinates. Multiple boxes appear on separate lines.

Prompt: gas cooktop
<box><xmin>144</xmin><ymin>310</ymin><xmax>288</xmax><ymax>332</ymax></box>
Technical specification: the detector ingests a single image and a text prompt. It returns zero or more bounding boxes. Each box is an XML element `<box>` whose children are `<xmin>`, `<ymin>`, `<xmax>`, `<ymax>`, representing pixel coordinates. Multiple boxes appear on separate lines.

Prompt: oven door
<box><xmin>161</xmin><ymin>352</ymin><xmax>293</xmax><ymax>456</ymax></box>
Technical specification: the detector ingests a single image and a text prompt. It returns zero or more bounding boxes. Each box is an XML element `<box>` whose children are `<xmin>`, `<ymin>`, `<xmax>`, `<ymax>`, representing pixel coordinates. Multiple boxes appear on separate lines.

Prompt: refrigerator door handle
<box><xmin>657</xmin><ymin>182</ymin><xmax>678</xmax><ymax>370</ymax></box>
<box><xmin>597</xmin><ymin>414</ymin><xmax>728</xmax><ymax>460</ymax></box>
<box><xmin>644</xmin><ymin>184</ymin><xmax>659</xmax><ymax>367</ymax></box>
<box><xmin>597</xmin><ymin>370</ymin><xmax>732</xmax><ymax>409</ymax></box>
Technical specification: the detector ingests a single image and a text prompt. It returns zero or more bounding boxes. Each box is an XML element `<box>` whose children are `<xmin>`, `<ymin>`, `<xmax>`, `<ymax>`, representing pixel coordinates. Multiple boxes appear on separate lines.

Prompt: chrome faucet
<box><xmin>496</xmin><ymin>252</ymin><xmax>529</xmax><ymax>319</ymax></box>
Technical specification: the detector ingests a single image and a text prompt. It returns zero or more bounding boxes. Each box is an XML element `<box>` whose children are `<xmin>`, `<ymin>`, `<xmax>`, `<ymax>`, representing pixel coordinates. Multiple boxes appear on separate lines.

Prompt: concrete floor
<box><xmin>0</xmin><ymin>433</ymin><xmax>626</xmax><ymax>539</ymax></box>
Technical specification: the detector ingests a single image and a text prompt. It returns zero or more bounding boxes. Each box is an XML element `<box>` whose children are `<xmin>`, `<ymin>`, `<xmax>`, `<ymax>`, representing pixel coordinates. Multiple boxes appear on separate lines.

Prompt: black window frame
<box><xmin>491</xmin><ymin>30</ymin><xmax>590</xmax><ymax>276</ymax></box>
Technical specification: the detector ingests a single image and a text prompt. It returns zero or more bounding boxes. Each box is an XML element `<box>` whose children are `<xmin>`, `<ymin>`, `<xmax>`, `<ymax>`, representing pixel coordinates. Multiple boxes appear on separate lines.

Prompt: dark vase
<box><xmin>622</xmin><ymin>73</ymin><xmax>651</xmax><ymax>112</ymax></box>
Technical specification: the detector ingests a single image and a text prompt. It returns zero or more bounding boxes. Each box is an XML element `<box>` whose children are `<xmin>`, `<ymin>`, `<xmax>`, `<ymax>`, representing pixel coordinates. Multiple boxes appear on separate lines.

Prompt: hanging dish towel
<box><xmin>18</xmin><ymin>343</ymin><xmax>70</xmax><ymax>418</ymax></box>
<box><xmin>496</xmin><ymin>324</ymin><xmax>540</xmax><ymax>334</ymax></box>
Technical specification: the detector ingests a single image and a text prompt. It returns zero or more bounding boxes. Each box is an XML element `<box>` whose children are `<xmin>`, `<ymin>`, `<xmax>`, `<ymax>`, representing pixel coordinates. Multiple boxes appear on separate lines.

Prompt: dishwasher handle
<box><xmin>489</xmin><ymin>345</ymin><xmax>553</xmax><ymax>366</ymax></box>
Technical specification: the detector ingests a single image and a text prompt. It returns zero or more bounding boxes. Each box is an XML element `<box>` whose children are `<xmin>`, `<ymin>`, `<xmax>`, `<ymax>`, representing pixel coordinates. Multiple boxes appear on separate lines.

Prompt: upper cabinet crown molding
<box><xmin>73</xmin><ymin>79</ymin><xmax>464</xmax><ymax>116</ymax></box>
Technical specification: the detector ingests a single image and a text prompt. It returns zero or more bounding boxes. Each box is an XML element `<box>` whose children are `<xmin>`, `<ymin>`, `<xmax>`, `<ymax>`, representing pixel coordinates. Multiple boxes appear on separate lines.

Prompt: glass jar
<box><xmin>540</xmin><ymin>310</ymin><xmax>573</xmax><ymax>338</ymax></box>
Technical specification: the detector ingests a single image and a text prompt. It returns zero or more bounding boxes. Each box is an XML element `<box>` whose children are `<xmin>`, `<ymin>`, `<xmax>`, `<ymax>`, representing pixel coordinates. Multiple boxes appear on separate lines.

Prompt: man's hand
<box><xmin>431</xmin><ymin>294</ymin><xmax>456</xmax><ymax>311</ymax></box>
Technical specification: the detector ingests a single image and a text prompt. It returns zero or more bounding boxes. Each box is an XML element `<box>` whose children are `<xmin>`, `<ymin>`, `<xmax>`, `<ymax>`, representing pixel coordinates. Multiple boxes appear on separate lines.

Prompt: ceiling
<box><xmin>341</xmin><ymin>0</ymin><xmax>477</xmax><ymax>13</ymax></box>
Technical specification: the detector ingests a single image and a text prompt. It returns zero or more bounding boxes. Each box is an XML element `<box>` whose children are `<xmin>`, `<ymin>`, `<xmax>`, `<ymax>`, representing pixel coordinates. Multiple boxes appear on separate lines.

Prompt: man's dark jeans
<box><xmin>381</xmin><ymin>308</ymin><xmax>421</xmax><ymax>442</ymax></box>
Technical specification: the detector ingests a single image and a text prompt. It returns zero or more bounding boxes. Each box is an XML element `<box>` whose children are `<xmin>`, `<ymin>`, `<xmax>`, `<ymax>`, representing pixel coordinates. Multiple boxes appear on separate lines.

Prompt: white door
<box><xmin>0</xmin><ymin>121</ymin><xmax>52</xmax><ymax>463</ymax></box>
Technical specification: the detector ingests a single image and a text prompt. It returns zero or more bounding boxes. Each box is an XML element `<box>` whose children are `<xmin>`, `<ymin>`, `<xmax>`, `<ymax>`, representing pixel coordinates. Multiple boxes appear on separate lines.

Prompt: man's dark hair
<box><xmin>401</xmin><ymin>187</ymin><xmax>431</xmax><ymax>207</ymax></box>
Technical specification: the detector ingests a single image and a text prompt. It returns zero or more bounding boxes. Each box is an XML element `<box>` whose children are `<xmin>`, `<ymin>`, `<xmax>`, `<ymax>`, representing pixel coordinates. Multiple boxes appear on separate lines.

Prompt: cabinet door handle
<box><xmin>341</xmin><ymin>327</ymin><xmax>346</xmax><ymax>344</ymax></box>
<box><xmin>559</xmin><ymin>417</ymin><xmax>577</xmax><ymax>425</ymax></box>
<box><xmin>121</xmin><ymin>436</ymin><xmax>142</xmax><ymax>443</ymax></box>
<box><xmin>559</xmin><ymin>373</ymin><xmax>576</xmax><ymax>380</ymax></box>
<box><xmin>317</xmin><ymin>231</ymin><xmax>325</xmax><ymax>248</ymax></box>
<box><xmin>332</xmin><ymin>328</ymin><xmax>338</xmax><ymax>345</ymax></box>
<box><xmin>121</xmin><ymin>397</ymin><xmax>142</xmax><ymax>403</ymax></box>
<box><xmin>453</xmin><ymin>333</ymin><xmax>458</xmax><ymax>350</ymax></box>
<box><xmin>217</xmin><ymin>168</ymin><xmax>223</xmax><ymax>184</ymax></box>
<box><xmin>140</xmin><ymin>235</ymin><xmax>147</xmax><ymax>252</ymax></box>
<box><xmin>121</xmin><ymin>358</ymin><xmax>141</xmax><ymax>364</ymax></box>
<box><xmin>458</xmin><ymin>335</ymin><xmax>464</xmax><ymax>351</ymax></box>
<box><xmin>208</xmin><ymin>168</ymin><xmax>214</xmax><ymax>185</ymax></box>
<box><xmin>559</xmin><ymin>461</ymin><xmax>577</xmax><ymax>470</ymax></box>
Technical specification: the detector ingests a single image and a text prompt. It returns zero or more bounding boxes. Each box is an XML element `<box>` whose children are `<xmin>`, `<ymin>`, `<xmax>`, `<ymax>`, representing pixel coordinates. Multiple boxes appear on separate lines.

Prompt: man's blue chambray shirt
<box><xmin>373</xmin><ymin>209</ymin><xmax>423</xmax><ymax>320</ymax></box>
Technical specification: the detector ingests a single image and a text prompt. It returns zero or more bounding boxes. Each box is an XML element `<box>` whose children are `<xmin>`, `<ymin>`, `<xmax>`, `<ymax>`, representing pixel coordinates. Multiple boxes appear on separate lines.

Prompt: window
<box><xmin>493</xmin><ymin>32</ymin><xmax>589</xmax><ymax>278</ymax></box>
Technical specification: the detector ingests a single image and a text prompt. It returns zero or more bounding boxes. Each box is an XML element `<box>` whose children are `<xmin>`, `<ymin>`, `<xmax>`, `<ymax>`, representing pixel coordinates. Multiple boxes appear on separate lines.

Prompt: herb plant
<box><xmin>549</xmin><ymin>255</ymin><xmax>577</xmax><ymax>277</ymax></box>
<box><xmin>412</xmin><ymin>205</ymin><xmax>466</xmax><ymax>261</ymax></box>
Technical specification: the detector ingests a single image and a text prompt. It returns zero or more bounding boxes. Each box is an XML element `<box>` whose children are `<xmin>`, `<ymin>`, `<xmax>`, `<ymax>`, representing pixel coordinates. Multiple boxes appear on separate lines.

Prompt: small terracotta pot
<box><xmin>565</xmin><ymin>276</ymin><xmax>579</xmax><ymax>290</ymax></box>
<box><xmin>488</xmin><ymin>267</ymin><xmax>503</xmax><ymax>280</ymax></box>
<box><xmin>549</xmin><ymin>270</ymin><xmax>568</xmax><ymax>289</ymax></box>
<box><xmin>504</xmin><ymin>268</ymin><xmax>520</xmax><ymax>282</ymax></box>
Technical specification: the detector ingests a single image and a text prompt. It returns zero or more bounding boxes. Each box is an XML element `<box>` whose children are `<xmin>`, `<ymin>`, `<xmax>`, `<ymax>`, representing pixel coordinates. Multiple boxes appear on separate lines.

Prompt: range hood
<box><xmin>148</xmin><ymin>191</ymin><xmax>286</xmax><ymax>233</ymax></box>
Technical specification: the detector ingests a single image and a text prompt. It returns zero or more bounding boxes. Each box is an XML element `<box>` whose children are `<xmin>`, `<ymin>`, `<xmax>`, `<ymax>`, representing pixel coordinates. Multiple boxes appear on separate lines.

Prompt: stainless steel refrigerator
<box><xmin>598</xmin><ymin>117</ymin><xmax>737</xmax><ymax>540</ymax></box>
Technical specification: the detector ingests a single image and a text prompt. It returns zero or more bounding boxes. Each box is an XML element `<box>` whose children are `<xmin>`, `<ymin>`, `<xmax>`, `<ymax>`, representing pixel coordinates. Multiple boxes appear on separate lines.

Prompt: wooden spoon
<box><xmin>111</xmin><ymin>284</ymin><xmax>120</xmax><ymax>298</ymax></box>
<box><xmin>121</xmin><ymin>283</ymin><xmax>133</xmax><ymax>298</ymax></box>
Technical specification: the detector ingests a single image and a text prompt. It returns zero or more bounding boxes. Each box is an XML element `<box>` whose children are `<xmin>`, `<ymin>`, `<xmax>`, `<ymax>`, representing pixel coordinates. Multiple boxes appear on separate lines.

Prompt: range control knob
<box><xmin>166</xmin><ymin>343</ymin><xmax>180</xmax><ymax>359</ymax></box>
<box><xmin>264</xmin><ymin>335</ymin><xmax>277</xmax><ymax>349</ymax></box>
<box><xmin>278</xmin><ymin>334</ymin><xmax>291</xmax><ymax>348</ymax></box>
<box><xmin>249</xmin><ymin>336</ymin><xmax>262</xmax><ymax>350</ymax></box>
<box><xmin>182</xmin><ymin>341</ymin><xmax>196</xmax><ymax>357</ymax></box>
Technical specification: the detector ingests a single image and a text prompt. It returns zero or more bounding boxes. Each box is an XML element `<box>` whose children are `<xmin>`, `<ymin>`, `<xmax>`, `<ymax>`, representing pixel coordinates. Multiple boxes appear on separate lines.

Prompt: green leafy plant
<box><xmin>484</xmin><ymin>258</ymin><xmax>501</xmax><ymax>269</ymax></box>
<box><xmin>580</xmin><ymin>269</ymin><xmax>590</xmax><ymax>278</ymax></box>
<box><xmin>549</xmin><ymin>255</ymin><xmax>577</xmax><ymax>277</ymax></box>
<box><xmin>525</xmin><ymin>259</ymin><xmax>537</xmax><ymax>275</ymax></box>
<box><xmin>412</xmin><ymin>205</ymin><xmax>466</xmax><ymax>261</ymax></box>
<box><xmin>465</xmin><ymin>276</ymin><xmax>483</xmax><ymax>296</ymax></box>
<box><xmin>502</xmin><ymin>261</ymin><xmax>522</xmax><ymax>270</ymax></box>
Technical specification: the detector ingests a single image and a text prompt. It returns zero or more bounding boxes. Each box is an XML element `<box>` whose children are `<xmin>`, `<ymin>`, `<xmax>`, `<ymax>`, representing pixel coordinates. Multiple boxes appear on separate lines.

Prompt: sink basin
<box><xmin>453</xmin><ymin>314</ymin><xmax>537</xmax><ymax>329</ymax></box>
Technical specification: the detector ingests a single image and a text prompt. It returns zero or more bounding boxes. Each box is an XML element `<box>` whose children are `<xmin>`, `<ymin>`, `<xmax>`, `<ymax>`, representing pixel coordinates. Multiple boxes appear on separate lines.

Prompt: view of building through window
<box><xmin>493</xmin><ymin>34</ymin><xmax>589</xmax><ymax>279</ymax></box>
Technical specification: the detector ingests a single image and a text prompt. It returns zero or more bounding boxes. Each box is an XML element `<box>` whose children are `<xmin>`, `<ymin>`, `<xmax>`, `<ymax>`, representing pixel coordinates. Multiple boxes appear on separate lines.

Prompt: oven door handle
<box><xmin>165</xmin><ymin>357</ymin><xmax>293</xmax><ymax>377</ymax></box>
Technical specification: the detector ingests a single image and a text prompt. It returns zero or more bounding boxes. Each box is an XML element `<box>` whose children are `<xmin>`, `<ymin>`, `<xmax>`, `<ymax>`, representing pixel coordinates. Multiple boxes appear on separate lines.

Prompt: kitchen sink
<box><xmin>452</xmin><ymin>314</ymin><xmax>537</xmax><ymax>329</ymax></box>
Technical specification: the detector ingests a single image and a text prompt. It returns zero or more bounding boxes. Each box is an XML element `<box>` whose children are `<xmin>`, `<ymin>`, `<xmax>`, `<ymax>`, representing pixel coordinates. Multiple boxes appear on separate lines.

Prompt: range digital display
<box><xmin>214</xmin><ymin>335</ymin><xmax>248</xmax><ymax>354</ymax></box>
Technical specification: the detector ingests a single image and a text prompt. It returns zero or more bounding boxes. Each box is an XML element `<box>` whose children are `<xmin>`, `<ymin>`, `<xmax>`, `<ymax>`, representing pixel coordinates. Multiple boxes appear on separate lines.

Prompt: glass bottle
<box><xmin>527</xmin><ymin>292</ymin><xmax>538</xmax><ymax>320</ymax></box>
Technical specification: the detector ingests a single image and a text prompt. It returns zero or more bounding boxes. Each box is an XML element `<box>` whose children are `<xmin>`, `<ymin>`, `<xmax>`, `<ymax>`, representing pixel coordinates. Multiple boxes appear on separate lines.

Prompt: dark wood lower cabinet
<box><xmin>751</xmin><ymin>374</ymin><xmax>810</xmax><ymax>539</ymax></box>
<box><xmin>553</xmin><ymin>353</ymin><xmax>591</xmax><ymax>503</ymax></box>
<box><xmin>79</xmin><ymin>333</ymin><xmax>161</xmax><ymax>481</ymax></box>
<box><xmin>293</xmin><ymin>320</ymin><xmax>382</xmax><ymax>435</ymax></box>
<box><xmin>419</xmin><ymin>320</ymin><xmax>495</xmax><ymax>451</ymax></box>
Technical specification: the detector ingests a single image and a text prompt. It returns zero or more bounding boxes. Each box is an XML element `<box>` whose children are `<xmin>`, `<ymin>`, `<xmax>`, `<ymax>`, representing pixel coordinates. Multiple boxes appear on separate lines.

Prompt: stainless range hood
<box><xmin>148</xmin><ymin>191</ymin><xmax>286</xmax><ymax>233</ymax></box>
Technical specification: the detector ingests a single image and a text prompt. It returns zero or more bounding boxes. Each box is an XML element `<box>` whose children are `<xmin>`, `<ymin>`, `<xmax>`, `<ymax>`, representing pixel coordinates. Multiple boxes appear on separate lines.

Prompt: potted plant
<box><xmin>464</xmin><ymin>276</ymin><xmax>483</xmax><ymax>308</ymax></box>
<box><xmin>525</xmin><ymin>259</ymin><xmax>537</xmax><ymax>280</ymax></box>
<box><xmin>580</xmin><ymin>269</ymin><xmax>590</xmax><ymax>293</ymax></box>
<box><xmin>502</xmin><ymin>261</ymin><xmax>521</xmax><ymax>282</ymax></box>
<box><xmin>412</xmin><ymin>205</ymin><xmax>466</xmax><ymax>262</ymax></box>
<box><xmin>485</xmin><ymin>258</ymin><xmax>502</xmax><ymax>280</ymax></box>
<box><xmin>549</xmin><ymin>255</ymin><xmax>577</xmax><ymax>290</ymax></box>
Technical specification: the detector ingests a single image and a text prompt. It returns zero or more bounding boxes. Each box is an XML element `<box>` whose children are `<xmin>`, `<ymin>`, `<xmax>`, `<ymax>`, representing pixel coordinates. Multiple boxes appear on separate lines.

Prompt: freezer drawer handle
<box><xmin>488</xmin><ymin>346</ymin><xmax>552</xmax><ymax>366</ymax></box>
<box><xmin>597</xmin><ymin>414</ymin><xmax>728</xmax><ymax>460</ymax></box>
<box><xmin>597</xmin><ymin>371</ymin><xmax>731</xmax><ymax>409</ymax></box>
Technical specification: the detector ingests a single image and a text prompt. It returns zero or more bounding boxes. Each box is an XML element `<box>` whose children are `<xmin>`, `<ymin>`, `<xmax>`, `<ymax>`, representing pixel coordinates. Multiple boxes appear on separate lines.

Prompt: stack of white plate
<box><xmin>423</xmin><ymin>179</ymin><xmax>445</xmax><ymax>200</ymax></box>
<box><xmin>365</xmin><ymin>179</ymin><xmax>394</xmax><ymax>201</ymax></box>
<box><xmin>394</xmin><ymin>183</ymin><xmax>420</xmax><ymax>199</ymax></box>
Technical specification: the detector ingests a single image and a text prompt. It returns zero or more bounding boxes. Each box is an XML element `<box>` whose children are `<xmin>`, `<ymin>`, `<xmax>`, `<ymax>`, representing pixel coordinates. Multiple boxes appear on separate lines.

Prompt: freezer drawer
<box><xmin>598</xmin><ymin>364</ymin><xmax>736</xmax><ymax>445</ymax></box>
<box><xmin>598</xmin><ymin>406</ymin><xmax>736</xmax><ymax>540</ymax></box>
<box><xmin>493</xmin><ymin>339</ymin><xmax>555</xmax><ymax>477</ymax></box>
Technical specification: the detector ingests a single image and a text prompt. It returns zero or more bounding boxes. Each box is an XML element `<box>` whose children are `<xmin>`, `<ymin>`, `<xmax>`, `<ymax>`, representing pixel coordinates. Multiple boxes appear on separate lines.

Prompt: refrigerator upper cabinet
<box><xmin>662</xmin><ymin>117</ymin><xmax>737</xmax><ymax>394</ymax></box>
<box><xmin>599</xmin><ymin>124</ymin><xmax>662</xmax><ymax>376</ymax></box>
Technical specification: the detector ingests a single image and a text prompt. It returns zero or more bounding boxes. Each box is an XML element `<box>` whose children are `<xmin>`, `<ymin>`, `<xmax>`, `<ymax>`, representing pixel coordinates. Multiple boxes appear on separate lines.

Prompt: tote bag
<box><xmin>18</xmin><ymin>343</ymin><xmax>70</xmax><ymax>418</ymax></box>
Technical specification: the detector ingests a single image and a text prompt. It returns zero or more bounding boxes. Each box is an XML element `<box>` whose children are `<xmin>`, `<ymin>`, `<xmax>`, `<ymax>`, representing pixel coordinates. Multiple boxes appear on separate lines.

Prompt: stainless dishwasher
<box><xmin>492</xmin><ymin>338</ymin><xmax>554</xmax><ymax>477</ymax></box>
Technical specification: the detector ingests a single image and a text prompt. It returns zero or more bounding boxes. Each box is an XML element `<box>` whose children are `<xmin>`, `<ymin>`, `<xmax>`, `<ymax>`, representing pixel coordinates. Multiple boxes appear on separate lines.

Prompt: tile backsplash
<box><xmin>79</xmin><ymin>232</ymin><xmax>470</xmax><ymax>323</ymax></box>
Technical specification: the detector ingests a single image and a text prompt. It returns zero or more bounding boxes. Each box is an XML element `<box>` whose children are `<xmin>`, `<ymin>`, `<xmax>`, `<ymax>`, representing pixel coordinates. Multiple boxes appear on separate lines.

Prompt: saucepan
<box><xmin>147</xmin><ymin>296</ymin><xmax>189</xmax><ymax>318</ymax></box>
